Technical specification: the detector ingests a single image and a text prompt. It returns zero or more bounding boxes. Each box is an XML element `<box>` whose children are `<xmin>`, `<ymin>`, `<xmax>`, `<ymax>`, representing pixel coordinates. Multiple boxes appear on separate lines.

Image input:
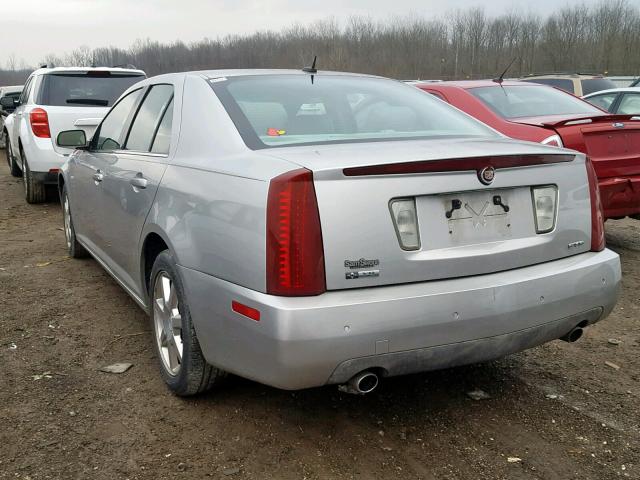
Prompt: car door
<box><xmin>97</xmin><ymin>83</ymin><xmax>175</xmax><ymax>298</ymax></box>
<box><xmin>68</xmin><ymin>88</ymin><xmax>144</xmax><ymax>255</ymax></box>
<box><xmin>615</xmin><ymin>92</ymin><xmax>640</xmax><ymax>115</ymax></box>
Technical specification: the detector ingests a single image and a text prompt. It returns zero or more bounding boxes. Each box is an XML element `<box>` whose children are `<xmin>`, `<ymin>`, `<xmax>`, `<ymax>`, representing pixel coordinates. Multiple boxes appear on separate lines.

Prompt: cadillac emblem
<box><xmin>478</xmin><ymin>166</ymin><xmax>495</xmax><ymax>185</ymax></box>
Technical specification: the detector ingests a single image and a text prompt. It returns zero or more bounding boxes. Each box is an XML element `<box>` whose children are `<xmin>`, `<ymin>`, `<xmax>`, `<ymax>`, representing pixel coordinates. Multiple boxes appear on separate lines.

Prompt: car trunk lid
<box><xmin>263</xmin><ymin>138</ymin><xmax>592</xmax><ymax>291</ymax></box>
<box><xmin>513</xmin><ymin>114</ymin><xmax>640</xmax><ymax>179</ymax></box>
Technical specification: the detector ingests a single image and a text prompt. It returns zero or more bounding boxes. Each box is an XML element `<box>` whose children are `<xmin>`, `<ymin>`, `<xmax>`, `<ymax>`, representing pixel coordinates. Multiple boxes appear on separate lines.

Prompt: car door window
<box><xmin>93</xmin><ymin>88</ymin><xmax>143</xmax><ymax>151</ymax></box>
<box><xmin>150</xmin><ymin>98</ymin><xmax>173</xmax><ymax>154</ymax></box>
<box><xmin>125</xmin><ymin>84</ymin><xmax>174</xmax><ymax>153</ymax></box>
<box><xmin>617</xmin><ymin>93</ymin><xmax>640</xmax><ymax>115</ymax></box>
<box><xmin>586</xmin><ymin>93</ymin><xmax>618</xmax><ymax>112</ymax></box>
<box><xmin>19</xmin><ymin>77</ymin><xmax>34</xmax><ymax>105</ymax></box>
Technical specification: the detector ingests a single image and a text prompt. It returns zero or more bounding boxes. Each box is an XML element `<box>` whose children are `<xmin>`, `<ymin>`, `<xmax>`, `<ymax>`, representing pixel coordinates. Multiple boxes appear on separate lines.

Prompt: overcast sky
<box><xmin>2</xmin><ymin>0</ymin><xmax>602</xmax><ymax>67</ymax></box>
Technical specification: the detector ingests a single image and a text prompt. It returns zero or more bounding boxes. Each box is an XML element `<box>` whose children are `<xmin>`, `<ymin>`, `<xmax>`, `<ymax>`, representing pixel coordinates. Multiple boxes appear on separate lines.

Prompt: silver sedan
<box><xmin>57</xmin><ymin>70</ymin><xmax>620</xmax><ymax>396</ymax></box>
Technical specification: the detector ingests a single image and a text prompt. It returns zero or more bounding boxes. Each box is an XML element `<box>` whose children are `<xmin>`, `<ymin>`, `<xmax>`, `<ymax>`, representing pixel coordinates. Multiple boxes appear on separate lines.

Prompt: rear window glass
<box><xmin>581</xmin><ymin>78</ymin><xmax>617</xmax><ymax>96</ymax></box>
<box><xmin>521</xmin><ymin>78</ymin><xmax>575</xmax><ymax>94</ymax></box>
<box><xmin>585</xmin><ymin>93</ymin><xmax>617</xmax><ymax>112</ymax></box>
<box><xmin>210</xmin><ymin>75</ymin><xmax>497</xmax><ymax>149</ymax></box>
<box><xmin>38</xmin><ymin>73</ymin><xmax>145</xmax><ymax>107</ymax></box>
<box><xmin>470</xmin><ymin>85</ymin><xmax>602</xmax><ymax>119</ymax></box>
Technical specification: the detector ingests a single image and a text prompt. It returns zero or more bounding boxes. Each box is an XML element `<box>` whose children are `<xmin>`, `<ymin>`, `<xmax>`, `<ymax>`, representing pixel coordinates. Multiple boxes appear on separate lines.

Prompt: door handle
<box><xmin>130</xmin><ymin>175</ymin><xmax>148</xmax><ymax>189</ymax></box>
<box><xmin>92</xmin><ymin>171</ymin><xmax>104</xmax><ymax>183</ymax></box>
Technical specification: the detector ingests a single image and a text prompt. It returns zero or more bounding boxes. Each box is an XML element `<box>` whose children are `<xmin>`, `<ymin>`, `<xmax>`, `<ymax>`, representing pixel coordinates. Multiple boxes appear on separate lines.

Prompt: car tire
<box><xmin>21</xmin><ymin>149</ymin><xmax>46</xmax><ymax>204</ymax></box>
<box><xmin>61</xmin><ymin>185</ymin><xmax>88</xmax><ymax>258</ymax></box>
<box><xmin>149</xmin><ymin>251</ymin><xmax>225</xmax><ymax>396</ymax></box>
<box><xmin>6</xmin><ymin>140</ymin><xmax>22</xmax><ymax>177</ymax></box>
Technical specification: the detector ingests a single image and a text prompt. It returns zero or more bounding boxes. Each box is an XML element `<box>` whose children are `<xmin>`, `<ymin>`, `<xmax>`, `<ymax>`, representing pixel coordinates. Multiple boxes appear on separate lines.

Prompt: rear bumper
<box><xmin>180</xmin><ymin>249</ymin><xmax>620</xmax><ymax>390</ymax></box>
<box><xmin>22</xmin><ymin>137</ymin><xmax>66</xmax><ymax>182</ymax></box>
<box><xmin>599</xmin><ymin>176</ymin><xmax>640</xmax><ymax>218</ymax></box>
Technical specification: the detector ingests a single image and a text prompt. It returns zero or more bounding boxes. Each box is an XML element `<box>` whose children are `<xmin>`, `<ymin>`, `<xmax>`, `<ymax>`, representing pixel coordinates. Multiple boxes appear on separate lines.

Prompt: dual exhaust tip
<box><xmin>339</xmin><ymin>323</ymin><xmax>587</xmax><ymax>394</ymax></box>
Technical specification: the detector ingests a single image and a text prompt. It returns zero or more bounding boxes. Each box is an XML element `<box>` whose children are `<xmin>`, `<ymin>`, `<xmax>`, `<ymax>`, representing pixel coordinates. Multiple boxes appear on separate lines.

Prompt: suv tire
<box><xmin>21</xmin><ymin>149</ymin><xmax>46</xmax><ymax>204</ymax></box>
<box><xmin>6</xmin><ymin>140</ymin><xmax>22</xmax><ymax>177</ymax></box>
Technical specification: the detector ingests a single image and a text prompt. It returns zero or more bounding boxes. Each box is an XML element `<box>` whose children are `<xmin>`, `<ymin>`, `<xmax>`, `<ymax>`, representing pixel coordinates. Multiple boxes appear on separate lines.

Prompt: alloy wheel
<box><xmin>153</xmin><ymin>272</ymin><xmax>184</xmax><ymax>376</ymax></box>
<box><xmin>63</xmin><ymin>195</ymin><xmax>72</xmax><ymax>250</ymax></box>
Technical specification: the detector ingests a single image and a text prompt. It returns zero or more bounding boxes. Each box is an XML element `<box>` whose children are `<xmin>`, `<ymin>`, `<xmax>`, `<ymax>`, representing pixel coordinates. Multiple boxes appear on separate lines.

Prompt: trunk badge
<box><xmin>478</xmin><ymin>166</ymin><xmax>495</xmax><ymax>185</ymax></box>
<box><xmin>613</xmin><ymin>122</ymin><xmax>625</xmax><ymax>129</ymax></box>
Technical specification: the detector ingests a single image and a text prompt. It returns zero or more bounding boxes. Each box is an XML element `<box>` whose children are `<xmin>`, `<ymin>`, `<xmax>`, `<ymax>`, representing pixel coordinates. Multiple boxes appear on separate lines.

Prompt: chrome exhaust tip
<box><xmin>560</xmin><ymin>326</ymin><xmax>584</xmax><ymax>343</ymax></box>
<box><xmin>338</xmin><ymin>371</ymin><xmax>379</xmax><ymax>395</ymax></box>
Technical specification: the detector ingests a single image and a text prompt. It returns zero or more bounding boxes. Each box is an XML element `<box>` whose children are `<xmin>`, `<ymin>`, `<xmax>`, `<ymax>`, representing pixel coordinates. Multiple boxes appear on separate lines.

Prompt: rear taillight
<box><xmin>266</xmin><ymin>168</ymin><xmax>326</xmax><ymax>296</ymax></box>
<box><xmin>586</xmin><ymin>157</ymin><xmax>605</xmax><ymax>251</ymax></box>
<box><xmin>389</xmin><ymin>198</ymin><xmax>420</xmax><ymax>250</ymax></box>
<box><xmin>29</xmin><ymin>108</ymin><xmax>50</xmax><ymax>138</ymax></box>
<box><xmin>540</xmin><ymin>134</ymin><xmax>563</xmax><ymax>148</ymax></box>
<box><xmin>531</xmin><ymin>186</ymin><xmax>558</xmax><ymax>233</ymax></box>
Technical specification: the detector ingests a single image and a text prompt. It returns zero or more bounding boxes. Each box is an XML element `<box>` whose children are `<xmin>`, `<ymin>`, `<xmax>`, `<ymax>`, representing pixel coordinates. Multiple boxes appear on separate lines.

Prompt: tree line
<box><xmin>1</xmin><ymin>0</ymin><xmax>640</xmax><ymax>86</ymax></box>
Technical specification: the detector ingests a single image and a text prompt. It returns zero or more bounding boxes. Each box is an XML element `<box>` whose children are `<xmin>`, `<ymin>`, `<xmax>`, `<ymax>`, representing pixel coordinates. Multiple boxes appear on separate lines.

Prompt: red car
<box><xmin>414</xmin><ymin>80</ymin><xmax>640</xmax><ymax>219</ymax></box>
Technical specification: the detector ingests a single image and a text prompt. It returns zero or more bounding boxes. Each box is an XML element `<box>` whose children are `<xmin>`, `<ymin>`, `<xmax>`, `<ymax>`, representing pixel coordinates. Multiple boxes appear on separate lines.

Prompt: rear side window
<box><xmin>581</xmin><ymin>78</ymin><xmax>617</xmax><ymax>96</ymax></box>
<box><xmin>38</xmin><ymin>72</ymin><xmax>145</xmax><ymax>107</ymax></box>
<box><xmin>125</xmin><ymin>84</ymin><xmax>174</xmax><ymax>153</ymax></box>
<box><xmin>617</xmin><ymin>93</ymin><xmax>640</xmax><ymax>115</ymax></box>
<box><xmin>470</xmin><ymin>85</ymin><xmax>602</xmax><ymax>118</ymax></box>
<box><xmin>585</xmin><ymin>93</ymin><xmax>618</xmax><ymax>112</ymax></box>
<box><xmin>522</xmin><ymin>78</ymin><xmax>575</xmax><ymax>94</ymax></box>
<box><xmin>151</xmin><ymin>98</ymin><xmax>174</xmax><ymax>154</ymax></box>
<box><xmin>19</xmin><ymin>77</ymin><xmax>34</xmax><ymax>104</ymax></box>
<box><xmin>93</xmin><ymin>89</ymin><xmax>143</xmax><ymax>151</ymax></box>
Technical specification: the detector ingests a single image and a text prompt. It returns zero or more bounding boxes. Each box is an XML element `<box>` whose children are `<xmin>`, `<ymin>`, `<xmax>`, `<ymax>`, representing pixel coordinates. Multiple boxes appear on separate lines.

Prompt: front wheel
<box><xmin>6</xmin><ymin>140</ymin><xmax>21</xmax><ymax>177</ymax></box>
<box><xmin>21</xmin><ymin>150</ymin><xmax>46</xmax><ymax>204</ymax></box>
<box><xmin>149</xmin><ymin>251</ymin><xmax>225</xmax><ymax>396</ymax></box>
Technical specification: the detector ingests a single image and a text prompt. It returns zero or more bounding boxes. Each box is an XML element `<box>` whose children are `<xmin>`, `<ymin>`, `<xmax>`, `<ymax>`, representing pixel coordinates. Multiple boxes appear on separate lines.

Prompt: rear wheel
<box><xmin>21</xmin><ymin>149</ymin><xmax>46</xmax><ymax>204</ymax></box>
<box><xmin>6</xmin><ymin>140</ymin><xmax>21</xmax><ymax>177</ymax></box>
<box><xmin>150</xmin><ymin>251</ymin><xmax>225</xmax><ymax>396</ymax></box>
<box><xmin>61</xmin><ymin>185</ymin><xmax>88</xmax><ymax>258</ymax></box>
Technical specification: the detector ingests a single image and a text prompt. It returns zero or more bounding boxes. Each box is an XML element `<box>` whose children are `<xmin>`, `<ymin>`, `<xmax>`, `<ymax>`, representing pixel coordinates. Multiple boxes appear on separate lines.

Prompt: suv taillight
<box><xmin>266</xmin><ymin>168</ymin><xmax>326</xmax><ymax>296</ymax></box>
<box><xmin>29</xmin><ymin>108</ymin><xmax>50</xmax><ymax>138</ymax></box>
<box><xmin>586</xmin><ymin>157</ymin><xmax>605</xmax><ymax>251</ymax></box>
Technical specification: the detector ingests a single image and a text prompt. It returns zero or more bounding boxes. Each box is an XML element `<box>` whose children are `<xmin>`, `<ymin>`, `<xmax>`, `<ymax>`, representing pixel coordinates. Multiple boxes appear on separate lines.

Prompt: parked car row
<box><xmin>1</xmin><ymin>67</ymin><xmax>624</xmax><ymax>397</ymax></box>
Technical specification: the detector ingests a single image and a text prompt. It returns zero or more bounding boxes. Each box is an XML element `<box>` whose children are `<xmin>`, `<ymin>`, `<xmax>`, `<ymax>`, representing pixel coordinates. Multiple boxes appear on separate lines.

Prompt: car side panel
<box><xmin>147</xmin><ymin>167</ymin><xmax>268</xmax><ymax>293</ymax></box>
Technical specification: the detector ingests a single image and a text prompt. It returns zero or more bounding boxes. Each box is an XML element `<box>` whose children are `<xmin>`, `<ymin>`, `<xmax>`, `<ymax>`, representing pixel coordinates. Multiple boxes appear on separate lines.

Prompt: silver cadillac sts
<box><xmin>57</xmin><ymin>70</ymin><xmax>620</xmax><ymax>396</ymax></box>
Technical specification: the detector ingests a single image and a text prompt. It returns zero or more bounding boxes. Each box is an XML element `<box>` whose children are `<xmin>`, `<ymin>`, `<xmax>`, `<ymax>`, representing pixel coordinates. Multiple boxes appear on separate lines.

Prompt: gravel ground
<box><xmin>0</xmin><ymin>156</ymin><xmax>638</xmax><ymax>480</ymax></box>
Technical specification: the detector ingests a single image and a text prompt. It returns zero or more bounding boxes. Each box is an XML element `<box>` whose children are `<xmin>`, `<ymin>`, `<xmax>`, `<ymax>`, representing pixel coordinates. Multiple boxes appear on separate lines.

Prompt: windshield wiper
<box><xmin>66</xmin><ymin>98</ymin><xmax>109</xmax><ymax>106</ymax></box>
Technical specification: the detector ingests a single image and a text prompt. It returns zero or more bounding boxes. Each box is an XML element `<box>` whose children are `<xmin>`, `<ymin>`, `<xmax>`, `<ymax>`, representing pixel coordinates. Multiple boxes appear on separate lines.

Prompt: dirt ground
<box><xmin>0</xmin><ymin>156</ymin><xmax>638</xmax><ymax>480</ymax></box>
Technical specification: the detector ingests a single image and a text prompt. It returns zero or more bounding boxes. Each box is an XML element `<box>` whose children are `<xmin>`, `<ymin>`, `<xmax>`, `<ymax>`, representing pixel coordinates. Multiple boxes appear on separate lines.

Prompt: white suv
<box><xmin>2</xmin><ymin>66</ymin><xmax>146</xmax><ymax>203</ymax></box>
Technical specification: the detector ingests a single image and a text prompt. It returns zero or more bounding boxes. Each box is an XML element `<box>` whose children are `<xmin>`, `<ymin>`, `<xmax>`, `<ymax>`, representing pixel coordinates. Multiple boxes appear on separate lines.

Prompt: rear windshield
<box><xmin>521</xmin><ymin>78</ymin><xmax>575</xmax><ymax>94</ymax></box>
<box><xmin>581</xmin><ymin>78</ymin><xmax>617</xmax><ymax>95</ymax></box>
<box><xmin>470</xmin><ymin>85</ymin><xmax>602</xmax><ymax>119</ymax></box>
<box><xmin>210</xmin><ymin>75</ymin><xmax>497</xmax><ymax>149</ymax></box>
<box><xmin>38</xmin><ymin>72</ymin><xmax>145</xmax><ymax>107</ymax></box>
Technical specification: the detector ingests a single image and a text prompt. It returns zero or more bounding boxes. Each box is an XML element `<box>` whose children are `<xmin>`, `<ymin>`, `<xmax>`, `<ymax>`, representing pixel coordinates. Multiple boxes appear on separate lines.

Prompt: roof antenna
<box><xmin>302</xmin><ymin>55</ymin><xmax>317</xmax><ymax>74</ymax></box>
<box><xmin>493</xmin><ymin>57</ymin><xmax>518</xmax><ymax>84</ymax></box>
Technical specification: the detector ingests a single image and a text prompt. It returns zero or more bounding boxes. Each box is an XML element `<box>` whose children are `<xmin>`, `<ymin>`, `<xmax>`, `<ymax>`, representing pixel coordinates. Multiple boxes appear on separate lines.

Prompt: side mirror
<box><xmin>0</xmin><ymin>96</ymin><xmax>18</xmax><ymax>109</ymax></box>
<box><xmin>57</xmin><ymin>130</ymin><xmax>88</xmax><ymax>149</ymax></box>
